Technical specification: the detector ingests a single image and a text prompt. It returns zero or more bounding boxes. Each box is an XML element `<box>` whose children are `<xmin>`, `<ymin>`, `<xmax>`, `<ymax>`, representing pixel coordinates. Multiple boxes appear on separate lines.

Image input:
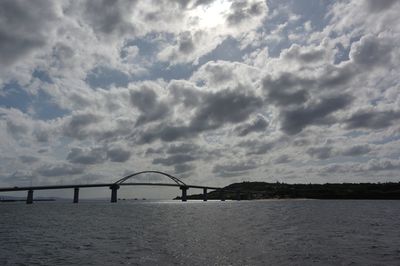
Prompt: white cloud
<box><xmin>0</xmin><ymin>0</ymin><xmax>399</xmax><ymax>194</ymax></box>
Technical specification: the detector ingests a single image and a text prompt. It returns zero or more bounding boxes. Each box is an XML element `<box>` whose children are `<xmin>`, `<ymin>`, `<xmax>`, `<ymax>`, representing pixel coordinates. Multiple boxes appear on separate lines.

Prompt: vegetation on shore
<box><xmin>178</xmin><ymin>181</ymin><xmax>400</xmax><ymax>200</ymax></box>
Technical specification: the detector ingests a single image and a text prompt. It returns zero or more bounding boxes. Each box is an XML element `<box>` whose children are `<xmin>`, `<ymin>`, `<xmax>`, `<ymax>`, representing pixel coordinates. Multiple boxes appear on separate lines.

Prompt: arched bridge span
<box><xmin>114</xmin><ymin>170</ymin><xmax>187</xmax><ymax>187</ymax></box>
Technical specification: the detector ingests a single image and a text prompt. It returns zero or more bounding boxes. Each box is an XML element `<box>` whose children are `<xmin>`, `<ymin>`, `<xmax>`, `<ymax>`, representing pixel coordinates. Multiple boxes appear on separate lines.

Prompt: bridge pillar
<box><xmin>236</xmin><ymin>191</ymin><xmax>241</xmax><ymax>201</ymax></box>
<box><xmin>110</xmin><ymin>184</ymin><xmax>120</xmax><ymax>203</ymax></box>
<box><xmin>73</xmin><ymin>187</ymin><xmax>79</xmax><ymax>203</ymax></box>
<box><xmin>180</xmin><ymin>186</ymin><xmax>188</xmax><ymax>202</ymax></box>
<box><xmin>203</xmin><ymin>188</ymin><xmax>207</xmax><ymax>201</ymax></box>
<box><xmin>26</xmin><ymin>190</ymin><xmax>33</xmax><ymax>204</ymax></box>
<box><xmin>220</xmin><ymin>190</ymin><xmax>225</xmax><ymax>201</ymax></box>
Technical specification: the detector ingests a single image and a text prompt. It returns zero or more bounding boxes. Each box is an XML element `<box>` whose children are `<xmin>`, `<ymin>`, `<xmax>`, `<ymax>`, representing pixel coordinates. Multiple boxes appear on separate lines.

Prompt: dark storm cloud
<box><xmin>0</xmin><ymin>0</ymin><xmax>57</xmax><ymax>66</ymax></box>
<box><xmin>226</xmin><ymin>0</ymin><xmax>265</xmax><ymax>26</ymax></box>
<box><xmin>135</xmin><ymin>88</ymin><xmax>263</xmax><ymax>143</ymax></box>
<box><xmin>212</xmin><ymin>160</ymin><xmax>257</xmax><ymax>177</ymax></box>
<box><xmin>34</xmin><ymin>128</ymin><xmax>50</xmax><ymax>143</ymax></box>
<box><xmin>366</xmin><ymin>159</ymin><xmax>400</xmax><ymax>171</ymax></box>
<box><xmin>106</xmin><ymin>146</ymin><xmax>131</xmax><ymax>162</ymax></box>
<box><xmin>274</xmin><ymin>154</ymin><xmax>291</xmax><ymax>164</ymax></box>
<box><xmin>308</xmin><ymin>144</ymin><xmax>371</xmax><ymax>160</ymax></box>
<box><xmin>168</xmin><ymin>81</ymin><xmax>202</xmax><ymax>107</ymax></box>
<box><xmin>318</xmin><ymin>64</ymin><xmax>355</xmax><ymax>88</ymax></box>
<box><xmin>36</xmin><ymin>163</ymin><xmax>85</xmax><ymax>177</ymax></box>
<box><xmin>178</xmin><ymin>31</ymin><xmax>195</xmax><ymax>54</ymax></box>
<box><xmin>350</xmin><ymin>35</ymin><xmax>393</xmax><ymax>68</ymax></box>
<box><xmin>166</xmin><ymin>143</ymin><xmax>200</xmax><ymax>154</ymax></box>
<box><xmin>136</xmin><ymin>124</ymin><xmax>191</xmax><ymax>144</ymax></box>
<box><xmin>145</xmin><ymin>146</ymin><xmax>164</xmax><ymax>156</ymax></box>
<box><xmin>262</xmin><ymin>73</ymin><xmax>310</xmax><ymax>106</ymax></box>
<box><xmin>67</xmin><ymin>145</ymin><xmax>131</xmax><ymax>164</ymax></box>
<box><xmin>174</xmin><ymin>163</ymin><xmax>194</xmax><ymax>175</ymax></box>
<box><xmin>365</xmin><ymin>0</ymin><xmax>398</xmax><ymax>13</ymax></box>
<box><xmin>82</xmin><ymin>0</ymin><xmax>137</xmax><ymax>37</ymax></box>
<box><xmin>189</xmin><ymin>89</ymin><xmax>263</xmax><ymax>131</ymax></box>
<box><xmin>320</xmin><ymin>159</ymin><xmax>400</xmax><ymax>175</ymax></box>
<box><xmin>307</xmin><ymin>146</ymin><xmax>333</xmax><ymax>160</ymax></box>
<box><xmin>67</xmin><ymin>147</ymin><xmax>105</xmax><ymax>165</ymax></box>
<box><xmin>238</xmin><ymin>140</ymin><xmax>274</xmax><ymax>155</ymax></box>
<box><xmin>63</xmin><ymin>112</ymin><xmax>103</xmax><ymax>140</ymax></box>
<box><xmin>341</xmin><ymin>145</ymin><xmax>371</xmax><ymax>156</ymax></box>
<box><xmin>130</xmin><ymin>88</ymin><xmax>170</xmax><ymax>126</ymax></box>
<box><xmin>280</xmin><ymin>94</ymin><xmax>353</xmax><ymax>135</ymax></box>
<box><xmin>19</xmin><ymin>155</ymin><xmax>39</xmax><ymax>164</ymax></box>
<box><xmin>6</xmin><ymin>120</ymin><xmax>29</xmax><ymax>136</ymax></box>
<box><xmin>345</xmin><ymin>110</ymin><xmax>400</xmax><ymax>130</ymax></box>
<box><xmin>282</xmin><ymin>44</ymin><xmax>326</xmax><ymax>64</ymax></box>
<box><xmin>152</xmin><ymin>154</ymin><xmax>196</xmax><ymax>166</ymax></box>
<box><xmin>234</xmin><ymin>115</ymin><xmax>268</xmax><ymax>136</ymax></box>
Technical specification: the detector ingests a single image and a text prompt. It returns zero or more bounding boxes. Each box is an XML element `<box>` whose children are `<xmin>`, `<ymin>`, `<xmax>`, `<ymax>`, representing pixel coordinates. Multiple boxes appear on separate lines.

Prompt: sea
<box><xmin>1</xmin><ymin>199</ymin><xmax>400</xmax><ymax>266</ymax></box>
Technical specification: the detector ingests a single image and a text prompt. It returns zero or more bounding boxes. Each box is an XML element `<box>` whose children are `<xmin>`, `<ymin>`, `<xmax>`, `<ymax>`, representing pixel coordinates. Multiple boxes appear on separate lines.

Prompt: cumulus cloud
<box><xmin>130</xmin><ymin>87</ymin><xmax>170</xmax><ymax>126</ymax></box>
<box><xmin>212</xmin><ymin>159</ymin><xmax>257</xmax><ymax>177</ymax></box>
<box><xmin>226</xmin><ymin>0</ymin><xmax>267</xmax><ymax>27</ymax></box>
<box><xmin>364</xmin><ymin>0</ymin><xmax>397</xmax><ymax>13</ymax></box>
<box><xmin>81</xmin><ymin>0</ymin><xmax>138</xmax><ymax>38</ymax></box>
<box><xmin>0</xmin><ymin>0</ymin><xmax>59</xmax><ymax>66</ymax></box>
<box><xmin>36</xmin><ymin>163</ymin><xmax>85</xmax><ymax>177</ymax></box>
<box><xmin>67</xmin><ymin>145</ymin><xmax>131</xmax><ymax>164</ymax></box>
<box><xmin>234</xmin><ymin>115</ymin><xmax>268</xmax><ymax>136</ymax></box>
<box><xmin>153</xmin><ymin>154</ymin><xmax>196</xmax><ymax>166</ymax></box>
<box><xmin>19</xmin><ymin>155</ymin><xmax>39</xmax><ymax>164</ymax></box>
<box><xmin>350</xmin><ymin>35</ymin><xmax>394</xmax><ymax>68</ymax></box>
<box><xmin>345</xmin><ymin>110</ymin><xmax>400</xmax><ymax>130</ymax></box>
<box><xmin>106</xmin><ymin>146</ymin><xmax>131</xmax><ymax>162</ymax></box>
<box><xmin>280</xmin><ymin>95</ymin><xmax>353</xmax><ymax>135</ymax></box>
<box><xmin>62</xmin><ymin>112</ymin><xmax>103</xmax><ymax>140</ymax></box>
<box><xmin>67</xmin><ymin>147</ymin><xmax>105</xmax><ymax>165</ymax></box>
<box><xmin>307</xmin><ymin>146</ymin><xmax>333</xmax><ymax>160</ymax></box>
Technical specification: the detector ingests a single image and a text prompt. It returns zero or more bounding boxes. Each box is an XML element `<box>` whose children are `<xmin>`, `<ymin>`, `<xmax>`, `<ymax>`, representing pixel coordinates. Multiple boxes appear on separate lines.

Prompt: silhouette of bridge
<box><xmin>0</xmin><ymin>170</ymin><xmax>239</xmax><ymax>204</ymax></box>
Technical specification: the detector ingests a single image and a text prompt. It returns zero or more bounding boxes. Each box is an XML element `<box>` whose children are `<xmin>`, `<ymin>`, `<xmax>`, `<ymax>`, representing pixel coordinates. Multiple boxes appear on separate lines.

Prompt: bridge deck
<box><xmin>0</xmin><ymin>183</ymin><xmax>221</xmax><ymax>192</ymax></box>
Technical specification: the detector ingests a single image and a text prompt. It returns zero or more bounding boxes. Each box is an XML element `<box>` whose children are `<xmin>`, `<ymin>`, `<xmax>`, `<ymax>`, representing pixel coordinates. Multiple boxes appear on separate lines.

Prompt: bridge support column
<box><xmin>236</xmin><ymin>191</ymin><xmax>241</xmax><ymax>201</ymax></box>
<box><xmin>220</xmin><ymin>190</ymin><xmax>225</xmax><ymax>201</ymax></box>
<box><xmin>203</xmin><ymin>188</ymin><xmax>207</xmax><ymax>201</ymax></box>
<box><xmin>180</xmin><ymin>186</ymin><xmax>188</xmax><ymax>202</ymax></box>
<box><xmin>26</xmin><ymin>190</ymin><xmax>33</xmax><ymax>204</ymax></box>
<box><xmin>110</xmin><ymin>184</ymin><xmax>120</xmax><ymax>203</ymax></box>
<box><xmin>73</xmin><ymin>187</ymin><xmax>79</xmax><ymax>203</ymax></box>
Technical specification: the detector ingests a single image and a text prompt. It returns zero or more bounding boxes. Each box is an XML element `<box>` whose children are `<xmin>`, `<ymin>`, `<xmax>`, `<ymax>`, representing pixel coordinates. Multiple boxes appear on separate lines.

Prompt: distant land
<box><xmin>177</xmin><ymin>182</ymin><xmax>400</xmax><ymax>200</ymax></box>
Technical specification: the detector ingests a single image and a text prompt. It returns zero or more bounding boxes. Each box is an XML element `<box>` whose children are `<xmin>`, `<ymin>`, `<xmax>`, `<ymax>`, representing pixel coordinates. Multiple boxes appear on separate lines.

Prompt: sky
<box><xmin>0</xmin><ymin>0</ymin><xmax>399</xmax><ymax>199</ymax></box>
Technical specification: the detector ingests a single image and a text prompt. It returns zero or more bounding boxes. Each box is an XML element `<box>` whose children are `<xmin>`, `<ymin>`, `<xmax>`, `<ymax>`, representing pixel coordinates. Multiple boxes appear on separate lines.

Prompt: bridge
<box><xmin>0</xmin><ymin>170</ymin><xmax>241</xmax><ymax>204</ymax></box>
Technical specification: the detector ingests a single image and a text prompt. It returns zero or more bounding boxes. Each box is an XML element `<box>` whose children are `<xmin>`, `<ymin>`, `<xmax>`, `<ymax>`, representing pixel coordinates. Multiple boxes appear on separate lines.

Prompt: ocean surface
<box><xmin>1</xmin><ymin>200</ymin><xmax>400</xmax><ymax>266</ymax></box>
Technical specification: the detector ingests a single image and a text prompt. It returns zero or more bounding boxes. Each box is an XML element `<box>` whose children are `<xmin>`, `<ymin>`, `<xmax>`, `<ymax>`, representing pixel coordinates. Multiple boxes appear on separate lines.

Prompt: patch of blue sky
<box><xmin>125</xmin><ymin>36</ymin><xmax>244</xmax><ymax>82</ymax></box>
<box><xmin>0</xmin><ymin>81</ymin><xmax>31</xmax><ymax>112</ymax></box>
<box><xmin>372</xmin><ymin>134</ymin><xmax>400</xmax><ymax>145</ymax></box>
<box><xmin>264</xmin><ymin>0</ymin><xmax>332</xmax><ymax>57</ymax></box>
<box><xmin>32</xmin><ymin>69</ymin><xmax>53</xmax><ymax>84</ymax></box>
<box><xmin>288</xmin><ymin>0</ymin><xmax>332</xmax><ymax>31</ymax></box>
<box><xmin>0</xmin><ymin>81</ymin><xmax>67</xmax><ymax>120</ymax></box>
<box><xmin>31</xmin><ymin>90</ymin><xmax>67</xmax><ymax>120</ymax></box>
<box><xmin>198</xmin><ymin>37</ymin><xmax>244</xmax><ymax>64</ymax></box>
<box><xmin>86</xmin><ymin>66</ymin><xmax>130</xmax><ymax>89</ymax></box>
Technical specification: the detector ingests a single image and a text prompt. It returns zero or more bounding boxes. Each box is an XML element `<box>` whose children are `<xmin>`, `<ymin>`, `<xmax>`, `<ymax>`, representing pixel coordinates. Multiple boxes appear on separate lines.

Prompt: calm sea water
<box><xmin>1</xmin><ymin>200</ymin><xmax>400</xmax><ymax>266</ymax></box>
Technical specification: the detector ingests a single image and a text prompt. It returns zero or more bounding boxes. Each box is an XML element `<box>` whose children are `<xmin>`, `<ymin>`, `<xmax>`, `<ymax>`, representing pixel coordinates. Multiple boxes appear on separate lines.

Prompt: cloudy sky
<box><xmin>1</xmin><ymin>0</ymin><xmax>399</xmax><ymax>198</ymax></box>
